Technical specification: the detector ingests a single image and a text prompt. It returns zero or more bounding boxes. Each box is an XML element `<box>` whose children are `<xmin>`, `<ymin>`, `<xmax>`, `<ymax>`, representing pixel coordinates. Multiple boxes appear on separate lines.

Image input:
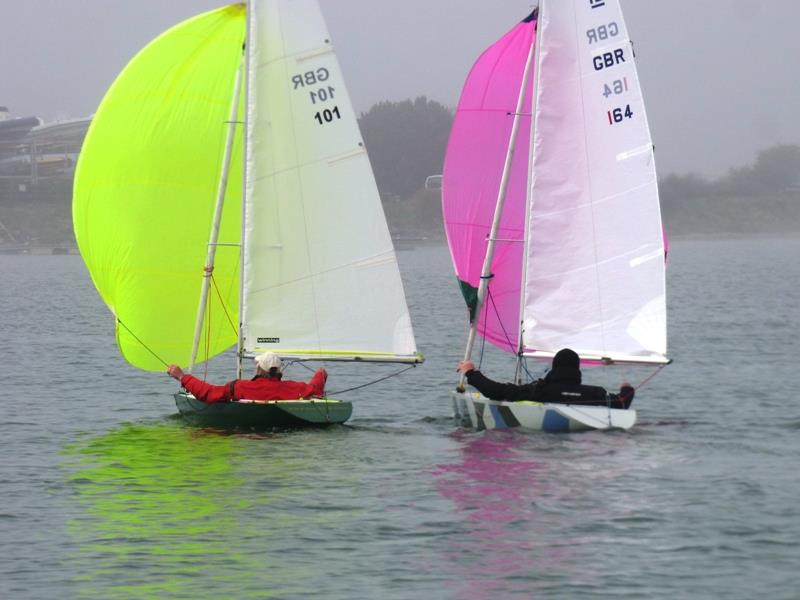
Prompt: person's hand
<box><xmin>456</xmin><ymin>360</ymin><xmax>476</xmax><ymax>374</ymax></box>
<box><xmin>167</xmin><ymin>364</ymin><xmax>185</xmax><ymax>380</ymax></box>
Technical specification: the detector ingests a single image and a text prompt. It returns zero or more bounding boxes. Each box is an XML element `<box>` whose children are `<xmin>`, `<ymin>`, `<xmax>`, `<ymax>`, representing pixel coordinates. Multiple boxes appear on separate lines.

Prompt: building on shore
<box><xmin>0</xmin><ymin>107</ymin><xmax>91</xmax><ymax>248</ymax></box>
<box><xmin>0</xmin><ymin>107</ymin><xmax>90</xmax><ymax>184</ymax></box>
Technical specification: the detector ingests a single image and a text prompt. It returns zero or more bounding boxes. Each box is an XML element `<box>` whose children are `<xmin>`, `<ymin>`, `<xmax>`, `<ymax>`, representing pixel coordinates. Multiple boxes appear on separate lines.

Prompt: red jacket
<box><xmin>180</xmin><ymin>370</ymin><xmax>327</xmax><ymax>404</ymax></box>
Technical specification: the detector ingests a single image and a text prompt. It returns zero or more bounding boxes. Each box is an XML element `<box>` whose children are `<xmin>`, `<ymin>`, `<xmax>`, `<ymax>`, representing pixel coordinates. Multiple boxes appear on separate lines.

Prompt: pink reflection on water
<box><xmin>431</xmin><ymin>431</ymin><xmax>576</xmax><ymax>599</ymax></box>
<box><xmin>430</xmin><ymin>427</ymin><xmax>649</xmax><ymax>598</ymax></box>
<box><xmin>434</xmin><ymin>432</ymin><xmax>538</xmax><ymax>519</ymax></box>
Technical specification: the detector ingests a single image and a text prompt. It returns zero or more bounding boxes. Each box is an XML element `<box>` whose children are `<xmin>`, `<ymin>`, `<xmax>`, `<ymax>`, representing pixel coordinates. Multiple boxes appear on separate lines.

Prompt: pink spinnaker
<box><xmin>442</xmin><ymin>14</ymin><xmax>536</xmax><ymax>353</ymax></box>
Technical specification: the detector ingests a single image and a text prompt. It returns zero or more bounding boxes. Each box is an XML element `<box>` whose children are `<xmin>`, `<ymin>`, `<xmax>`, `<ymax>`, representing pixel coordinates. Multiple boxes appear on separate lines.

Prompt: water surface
<box><xmin>1</xmin><ymin>238</ymin><xmax>798</xmax><ymax>598</ymax></box>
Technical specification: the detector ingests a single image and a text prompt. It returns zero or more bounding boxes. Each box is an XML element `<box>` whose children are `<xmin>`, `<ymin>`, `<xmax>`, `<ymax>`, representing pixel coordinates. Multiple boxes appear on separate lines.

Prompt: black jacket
<box><xmin>465</xmin><ymin>369</ymin><xmax>634</xmax><ymax>409</ymax></box>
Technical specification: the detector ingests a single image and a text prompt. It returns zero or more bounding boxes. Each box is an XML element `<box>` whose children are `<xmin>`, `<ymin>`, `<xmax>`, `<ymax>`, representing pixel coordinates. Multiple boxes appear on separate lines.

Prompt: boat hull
<box><xmin>451</xmin><ymin>391</ymin><xmax>636</xmax><ymax>432</ymax></box>
<box><xmin>174</xmin><ymin>392</ymin><xmax>352</xmax><ymax>429</ymax></box>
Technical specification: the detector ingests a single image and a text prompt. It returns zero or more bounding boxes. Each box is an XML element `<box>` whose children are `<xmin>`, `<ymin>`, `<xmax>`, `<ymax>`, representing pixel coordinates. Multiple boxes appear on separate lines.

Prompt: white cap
<box><xmin>254</xmin><ymin>352</ymin><xmax>283</xmax><ymax>373</ymax></box>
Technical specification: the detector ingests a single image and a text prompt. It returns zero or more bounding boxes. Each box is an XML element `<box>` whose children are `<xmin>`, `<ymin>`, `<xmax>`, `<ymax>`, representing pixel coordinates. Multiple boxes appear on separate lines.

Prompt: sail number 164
<box><xmin>603</xmin><ymin>77</ymin><xmax>628</xmax><ymax>98</ymax></box>
<box><xmin>607</xmin><ymin>104</ymin><xmax>633</xmax><ymax>125</ymax></box>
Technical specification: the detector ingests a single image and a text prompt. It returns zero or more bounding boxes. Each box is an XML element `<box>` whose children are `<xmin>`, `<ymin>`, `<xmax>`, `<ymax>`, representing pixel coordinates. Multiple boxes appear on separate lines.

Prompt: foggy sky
<box><xmin>2</xmin><ymin>0</ymin><xmax>799</xmax><ymax>177</ymax></box>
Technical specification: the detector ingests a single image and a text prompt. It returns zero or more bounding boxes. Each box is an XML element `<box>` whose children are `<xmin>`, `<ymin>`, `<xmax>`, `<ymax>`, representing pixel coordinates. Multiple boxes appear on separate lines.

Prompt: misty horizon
<box><xmin>2</xmin><ymin>1</ymin><xmax>800</xmax><ymax>178</ymax></box>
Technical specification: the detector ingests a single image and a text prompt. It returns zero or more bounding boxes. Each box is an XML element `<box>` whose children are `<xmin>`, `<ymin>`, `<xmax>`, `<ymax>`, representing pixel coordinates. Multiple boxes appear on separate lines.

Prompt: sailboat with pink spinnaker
<box><xmin>443</xmin><ymin>0</ymin><xmax>670</xmax><ymax>433</ymax></box>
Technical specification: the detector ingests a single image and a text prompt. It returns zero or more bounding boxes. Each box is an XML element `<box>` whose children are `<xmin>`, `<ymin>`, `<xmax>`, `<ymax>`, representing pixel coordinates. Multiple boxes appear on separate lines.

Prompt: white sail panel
<box><xmin>522</xmin><ymin>0</ymin><xmax>667</xmax><ymax>363</ymax></box>
<box><xmin>242</xmin><ymin>0</ymin><xmax>417</xmax><ymax>360</ymax></box>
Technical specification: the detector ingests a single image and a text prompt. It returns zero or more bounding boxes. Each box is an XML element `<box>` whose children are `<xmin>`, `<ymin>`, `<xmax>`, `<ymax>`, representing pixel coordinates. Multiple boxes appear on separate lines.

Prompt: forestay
<box><xmin>522</xmin><ymin>0</ymin><xmax>668</xmax><ymax>364</ymax></box>
<box><xmin>242</xmin><ymin>0</ymin><xmax>418</xmax><ymax>362</ymax></box>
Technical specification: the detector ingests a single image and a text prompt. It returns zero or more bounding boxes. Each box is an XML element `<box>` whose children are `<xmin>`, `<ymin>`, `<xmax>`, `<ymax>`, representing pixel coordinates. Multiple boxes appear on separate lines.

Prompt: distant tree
<box><xmin>659</xmin><ymin>172</ymin><xmax>710</xmax><ymax>214</ymax></box>
<box><xmin>750</xmin><ymin>144</ymin><xmax>800</xmax><ymax>191</ymax></box>
<box><xmin>358</xmin><ymin>97</ymin><xmax>453</xmax><ymax>198</ymax></box>
<box><xmin>657</xmin><ymin>143</ymin><xmax>800</xmax><ymax>235</ymax></box>
<box><xmin>715</xmin><ymin>165</ymin><xmax>761</xmax><ymax>197</ymax></box>
<box><xmin>710</xmin><ymin>144</ymin><xmax>800</xmax><ymax>196</ymax></box>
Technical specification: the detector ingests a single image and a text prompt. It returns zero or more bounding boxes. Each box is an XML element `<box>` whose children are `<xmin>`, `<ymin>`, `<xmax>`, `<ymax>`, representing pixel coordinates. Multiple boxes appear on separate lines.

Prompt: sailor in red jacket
<box><xmin>167</xmin><ymin>352</ymin><xmax>327</xmax><ymax>404</ymax></box>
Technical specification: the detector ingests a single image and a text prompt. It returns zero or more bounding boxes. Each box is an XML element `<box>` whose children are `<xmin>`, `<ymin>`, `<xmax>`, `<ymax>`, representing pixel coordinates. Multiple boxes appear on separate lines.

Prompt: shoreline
<box><xmin>2</xmin><ymin>232</ymin><xmax>798</xmax><ymax>256</ymax></box>
<box><xmin>667</xmin><ymin>231</ymin><xmax>800</xmax><ymax>241</ymax></box>
<box><xmin>0</xmin><ymin>244</ymin><xmax>78</xmax><ymax>255</ymax></box>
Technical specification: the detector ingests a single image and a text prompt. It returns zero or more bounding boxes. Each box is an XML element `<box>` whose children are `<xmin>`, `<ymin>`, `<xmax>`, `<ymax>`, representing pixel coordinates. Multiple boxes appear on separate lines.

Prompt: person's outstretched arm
<box><xmin>306</xmin><ymin>368</ymin><xmax>328</xmax><ymax>397</ymax></box>
<box><xmin>457</xmin><ymin>361</ymin><xmax>534</xmax><ymax>401</ymax></box>
<box><xmin>167</xmin><ymin>365</ymin><xmax>235</xmax><ymax>404</ymax></box>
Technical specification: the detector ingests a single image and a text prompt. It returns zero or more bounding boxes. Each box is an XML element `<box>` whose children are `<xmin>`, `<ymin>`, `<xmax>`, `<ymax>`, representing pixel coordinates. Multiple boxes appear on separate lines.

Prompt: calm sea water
<box><xmin>1</xmin><ymin>238</ymin><xmax>799</xmax><ymax>599</ymax></box>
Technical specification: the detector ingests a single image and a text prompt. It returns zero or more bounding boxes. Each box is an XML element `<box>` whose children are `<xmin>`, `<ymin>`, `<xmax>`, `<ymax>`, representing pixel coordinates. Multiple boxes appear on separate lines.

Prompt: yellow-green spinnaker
<box><xmin>73</xmin><ymin>5</ymin><xmax>246</xmax><ymax>371</ymax></box>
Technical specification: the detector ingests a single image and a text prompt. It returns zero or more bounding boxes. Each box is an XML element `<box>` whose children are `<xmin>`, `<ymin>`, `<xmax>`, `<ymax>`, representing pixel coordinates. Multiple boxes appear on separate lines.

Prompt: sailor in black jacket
<box><xmin>456</xmin><ymin>348</ymin><xmax>635</xmax><ymax>409</ymax></box>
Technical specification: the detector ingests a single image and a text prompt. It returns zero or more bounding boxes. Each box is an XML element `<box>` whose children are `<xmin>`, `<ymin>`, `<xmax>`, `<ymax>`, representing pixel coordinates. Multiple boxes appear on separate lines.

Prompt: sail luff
<box><xmin>189</xmin><ymin>58</ymin><xmax>245</xmax><ymax>373</ymax></box>
<box><xmin>516</xmin><ymin>4</ymin><xmax>545</xmax><ymax>375</ymax></box>
<box><xmin>237</xmin><ymin>0</ymin><xmax>255</xmax><ymax>379</ymax></box>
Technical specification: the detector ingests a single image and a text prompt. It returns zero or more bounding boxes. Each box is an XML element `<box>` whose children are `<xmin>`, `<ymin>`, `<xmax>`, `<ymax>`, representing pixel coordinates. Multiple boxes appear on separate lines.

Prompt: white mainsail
<box><xmin>241</xmin><ymin>0</ymin><xmax>418</xmax><ymax>362</ymax></box>
<box><xmin>522</xmin><ymin>0</ymin><xmax>668</xmax><ymax>364</ymax></box>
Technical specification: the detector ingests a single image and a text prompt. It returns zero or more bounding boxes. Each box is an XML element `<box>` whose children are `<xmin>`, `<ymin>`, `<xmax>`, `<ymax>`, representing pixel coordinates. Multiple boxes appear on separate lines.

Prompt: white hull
<box><xmin>451</xmin><ymin>391</ymin><xmax>636</xmax><ymax>433</ymax></box>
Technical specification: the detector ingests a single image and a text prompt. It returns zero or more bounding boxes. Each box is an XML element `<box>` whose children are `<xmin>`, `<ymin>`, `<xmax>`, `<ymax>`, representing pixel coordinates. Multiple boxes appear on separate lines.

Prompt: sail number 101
<box><xmin>607</xmin><ymin>104</ymin><xmax>633</xmax><ymax>125</ymax></box>
<box><xmin>314</xmin><ymin>106</ymin><xmax>341</xmax><ymax>125</ymax></box>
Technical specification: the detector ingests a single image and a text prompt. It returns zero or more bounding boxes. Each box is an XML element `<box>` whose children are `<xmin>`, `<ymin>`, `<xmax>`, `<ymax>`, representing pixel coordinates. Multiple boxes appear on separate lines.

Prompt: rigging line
<box><xmin>486</xmin><ymin>287</ymin><xmax>515</xmax><ymax>352</ymax></box>
<box><xmin>203</xmin><ymin>295</ymin><xmax>212</xmax><ymax>381</ymax></box>
<box><xmin>211</xmin><ymin>274</ymin><xmax>238</xmax><ymax>337</ymax></box>
<box><xmin>520</xmin><ymin>356</ymin><xmax>537</xmax><ymax>381</ymax></box>
<box><xmin>117</xmin><ymin>318</ymin><xmax>168</xmax><ymax>367</ymax></box>
<box><xmin>478</xmin><ymin>323</ymin><xmax>487</xmax><ymax>371</ymax></box>
<box><xmin>486</xmin><ymin>287</ymin><xmax>538</xmax><ymax>383</ymax></box>
<box><xmin>289</xmin><ymin>360</ymin><xmax>316</xmax><ymax>374</ymax></box>
<box><xmin>516</xmin><ymin>355</ymin><xmax>536</xmax><ymax>383</ymax></box>
<box><xmin>477</xmin><ymin>283</ymin><xmax>492</xmax><ymax>371</ymax></box>
<box><xmin>635</xmin><ymin>364</ymin><xmax>667</xmax><ymax>391</ymax></box>
<box><xmin>303</xmin><ymin>398</ymin><xmax>334</xmax><ymax>423</ymax></box>
<box><xmin>327</xmin><ymin>365</ymin><xmax>417</xmax><ymax>396</ymax></box>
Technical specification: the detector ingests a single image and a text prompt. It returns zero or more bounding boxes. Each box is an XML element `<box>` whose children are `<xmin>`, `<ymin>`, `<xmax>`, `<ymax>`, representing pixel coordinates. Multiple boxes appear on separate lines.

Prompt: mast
<box><xmin>457</xmin><ymin>18</ymin><xmax>537</xmax><ymax>391</ymax></box>
<box><xmin>237</xmin><ymin>0</ymin><xmax>254</xmax><ymax>379</ymax></box>
<box><xmin>516</xmin><ymin>1</ymin><xmax>545</xmax><ymax>382</ymax></box>
<box><xmin>188</xmin><ymin>56</ymin><xmax>245</xmax><ymax>373</ymax></box>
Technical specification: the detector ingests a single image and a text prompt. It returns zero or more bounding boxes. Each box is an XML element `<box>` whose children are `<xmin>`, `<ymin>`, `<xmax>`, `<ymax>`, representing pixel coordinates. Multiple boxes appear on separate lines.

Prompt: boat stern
<box><xmin>451</xmin><ymin>390</ymin><xmax>636</xmax><ymax>432</ymax></box>
<box><xmin>174</xmin><ymin>392</ymin><xmax>352</xmax><ymax>429</ymax></box>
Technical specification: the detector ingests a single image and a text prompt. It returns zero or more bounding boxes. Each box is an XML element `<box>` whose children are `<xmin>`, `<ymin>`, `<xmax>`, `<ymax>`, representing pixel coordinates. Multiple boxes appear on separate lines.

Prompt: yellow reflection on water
<box><xmin>62</xmin><ymin>421</ymin><xmax>310</xmax><ymax>599</ymax></box>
